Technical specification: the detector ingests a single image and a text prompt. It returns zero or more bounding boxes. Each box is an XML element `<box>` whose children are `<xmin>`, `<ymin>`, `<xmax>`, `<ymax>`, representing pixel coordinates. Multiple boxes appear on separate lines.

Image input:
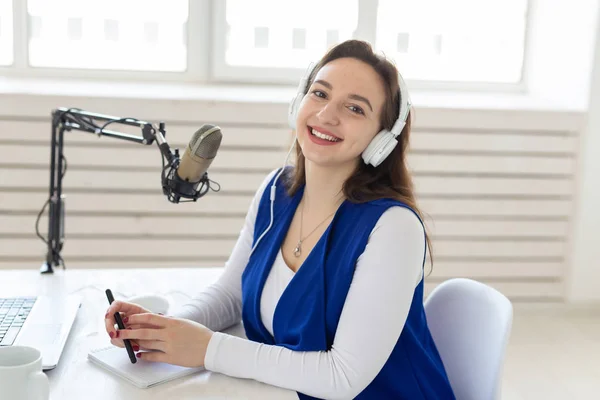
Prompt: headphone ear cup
<box><xmin>362</xmin><ymin>130</ymin><xmax>398</xmax><ymax>167</ymax></box>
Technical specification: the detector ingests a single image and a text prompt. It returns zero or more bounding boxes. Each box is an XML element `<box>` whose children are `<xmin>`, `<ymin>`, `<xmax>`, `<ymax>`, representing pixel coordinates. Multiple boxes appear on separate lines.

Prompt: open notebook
<box><xmin>88</xmin><ymin>346</ymin><xmax>205</xmax><ymax>388</ymax></box>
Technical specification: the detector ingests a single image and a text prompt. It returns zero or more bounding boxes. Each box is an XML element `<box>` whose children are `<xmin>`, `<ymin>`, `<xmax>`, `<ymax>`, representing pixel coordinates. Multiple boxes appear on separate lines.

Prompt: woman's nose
<box><xmin>316</xmin><ymin>103</ymin><xmax>340</xmax><ymax>125</ymax></box>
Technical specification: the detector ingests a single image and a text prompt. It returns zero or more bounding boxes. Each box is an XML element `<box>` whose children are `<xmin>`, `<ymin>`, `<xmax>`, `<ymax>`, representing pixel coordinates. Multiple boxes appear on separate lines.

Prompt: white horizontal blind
<box><xmin>0</xmin><ymin>99</ymin><xmax>581</xmax><ymax>303</ymax></box>
<box><xmin>0</xmin><ymin>0</ymin><xmax>12</xmax><ymax>66</ymax></box>
<box><xmin>26</xmin><ymin>0</ymin><xmax>188</xmax><ymax>71</ymax></box>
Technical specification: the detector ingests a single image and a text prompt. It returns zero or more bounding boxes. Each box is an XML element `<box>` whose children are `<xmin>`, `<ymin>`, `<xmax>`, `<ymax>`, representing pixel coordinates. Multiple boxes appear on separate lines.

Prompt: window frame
<box><xmin>210</xmin><ymin>0</ymin><xmax>530</xmax><ymax>92</ymax></box>
<box><xmin>0</xmin><ymin>0</ymin><xmax>211</xmax><ymax>82</ymax></box>
<box><xmin>0</xmin><ymin>0</ymin><xmax>530</xmax><ymax>93</ymax></box>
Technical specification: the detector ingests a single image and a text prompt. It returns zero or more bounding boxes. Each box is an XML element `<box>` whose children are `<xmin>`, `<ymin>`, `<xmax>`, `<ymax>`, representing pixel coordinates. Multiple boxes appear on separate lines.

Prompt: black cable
<box><xmin>35</xmin><ymin>153</ymin><xmax>68</xmax><ymax>270</ymax></box>
<box><xmin>54</xmin><ymin>107</ymin><xmax>106</xmax><ymax>135</ymax></box>
<box><xmin>61</xmin><ymin>154</ymin><xmax>67</xmax><ymax>176</ymax></box>
<box><xmin>155</xmin><ymin>133</ymin><xmax>171</xmax><ymax>197</ymax></box>
<box><xmin>57</xmin><ymin>154</ymin><xmax>67</xmax><ymax>269</ymax></box>
<box><xmin>74</xmin><ymin>114</ymin><xmax>97</xmax><ymax>131</ymax></box>
<box><xmin>34</xmin><ymin>153</ymin><xmax>66</xmax><ymax>243</ymax></box>
<box><xmin>57</xmin><ymin>250</ymin><xmax>66</xmax><ymax>270</ymax></box>
<box><xmin>35</xmin><ymin>199</ymin><xmax>50</xmax><ymax>244</ymax></box>
<box><xmin>98</xmin><ymin>117</ymin><xmax>140</xmax><ymax>134</ymax></box>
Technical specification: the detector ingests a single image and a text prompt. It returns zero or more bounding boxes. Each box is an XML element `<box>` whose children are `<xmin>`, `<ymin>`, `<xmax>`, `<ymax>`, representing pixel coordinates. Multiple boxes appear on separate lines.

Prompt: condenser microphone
<box><xmin>161</xmin><ymin>124</ymin><xmax>222</xmax><ymax>203</ymax></box>
<box><xmin>177</xmin><ymin>124</ymin><xmax>222</xmax><ymax>182</ymax></box>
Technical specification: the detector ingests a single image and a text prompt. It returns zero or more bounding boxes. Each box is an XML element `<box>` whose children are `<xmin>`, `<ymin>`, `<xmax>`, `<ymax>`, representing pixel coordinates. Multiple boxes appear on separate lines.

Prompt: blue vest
<box><xmin>242</xmin><ymin>168</ymin><xmax>455</xmax><ymax>399</ymax></box>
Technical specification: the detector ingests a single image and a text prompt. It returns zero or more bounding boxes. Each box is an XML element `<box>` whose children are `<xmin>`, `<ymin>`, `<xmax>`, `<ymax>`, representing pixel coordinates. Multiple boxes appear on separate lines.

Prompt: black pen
<box><xmin>105</xmin><ymin>289</ymin><xmax>137</xmax><ymax>364</ymax></box>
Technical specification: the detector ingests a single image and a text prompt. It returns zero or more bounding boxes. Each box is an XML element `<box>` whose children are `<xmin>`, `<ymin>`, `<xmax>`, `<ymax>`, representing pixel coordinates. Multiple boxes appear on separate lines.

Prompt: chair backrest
<box><xmin>424</xmin><ymin>278</ymin><xmax>513</xmax><ymax>400</ymax></box>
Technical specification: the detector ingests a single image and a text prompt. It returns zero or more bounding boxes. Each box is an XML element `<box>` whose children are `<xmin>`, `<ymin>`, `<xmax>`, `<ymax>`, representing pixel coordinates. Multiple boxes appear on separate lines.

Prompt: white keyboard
<box><xmin>0</xmin><ymin>297</ymin><xmax>36</xmax><ymax>346</ymax></box>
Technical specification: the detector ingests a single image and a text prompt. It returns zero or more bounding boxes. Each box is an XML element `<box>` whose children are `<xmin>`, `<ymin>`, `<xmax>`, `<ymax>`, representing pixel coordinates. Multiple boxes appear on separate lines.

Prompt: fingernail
<box><xmin>104</xmin><ymin>313</ymin><xmax>108</xmax><ymax>319</ymax></box>
<box><xmin>109</xmin><ymin>331</ymin><xmax>114</xmax><ymax>338</ymax></box>
<box><xmin>133</xmin><ymin>345</ymin><xmax>139</xmax><ymax>352</ymax></box>
<box><xmin>123</xmin><ymin>317</ymin><xmax>129</xmax><ymax>323</ymax></box>
<box><xmin>115</xmin><ymin>330</ymin><xmax>120</xmax><ymax>338</ymax></box>
<box><xmin>136</xmin><ymin>353</ymin><xmax>142</xmax><ymax>358</ymax></box>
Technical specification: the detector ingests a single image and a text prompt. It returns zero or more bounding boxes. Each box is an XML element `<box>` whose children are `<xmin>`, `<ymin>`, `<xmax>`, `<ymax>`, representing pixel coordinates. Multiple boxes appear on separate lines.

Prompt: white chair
<box><xmin>424</xmin><ymin>278</ymin><xmax>513</xmax><ymax>400</ymax></box>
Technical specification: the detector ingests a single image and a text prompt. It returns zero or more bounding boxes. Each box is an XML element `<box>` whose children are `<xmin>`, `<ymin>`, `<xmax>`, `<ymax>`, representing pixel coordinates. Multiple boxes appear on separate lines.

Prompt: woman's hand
<box><xmin>104</xmin><ymin>300</ymin><xmax>156</xmax><ymax>351</ymax></box>
<box><xmin>113</xmin><ymin>313</ymin><xmax>214</xmax><ymax>368</ymax></box>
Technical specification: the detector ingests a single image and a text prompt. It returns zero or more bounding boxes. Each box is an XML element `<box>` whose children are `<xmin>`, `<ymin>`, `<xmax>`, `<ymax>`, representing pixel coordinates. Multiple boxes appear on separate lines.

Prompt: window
<box><xmin>0</xmin><ymin>0</ymin><xmax>12</xmax><ymax>66</ymax></box>
<box><xmin>26</xmin><ymin>0</ymin><xmax>188</xmax><ymax>71</ymax></box>
<box><xmin>214</xmin><ymin>0</ymin><xmax>528</xmax><ymax>84</ymax></box>
<box><xmin>376</xmin><ymin>0</ymin><xmax>528</xmax><ymax>83</ymax></box>
<box><xmin>223</xmin><ymin>0</ymin><xmax>357</xmax><ymax>68</ymax></box>
<box><xmin>0</xmin><ymin>0</ymin><xmax>531</xmax><ymax>87</ymax></box>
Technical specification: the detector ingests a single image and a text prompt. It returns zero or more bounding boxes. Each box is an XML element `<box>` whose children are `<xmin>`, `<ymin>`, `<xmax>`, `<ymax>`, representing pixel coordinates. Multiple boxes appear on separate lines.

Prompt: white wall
<box><xmin>525</xmin><ymin>0</ymin><xmax>599</xmax><ymax>111</ymax></box>
<box><xmin>566</xmin><ymin>4</ymin><xmax>600</xmax><ymax>304</ymax></box>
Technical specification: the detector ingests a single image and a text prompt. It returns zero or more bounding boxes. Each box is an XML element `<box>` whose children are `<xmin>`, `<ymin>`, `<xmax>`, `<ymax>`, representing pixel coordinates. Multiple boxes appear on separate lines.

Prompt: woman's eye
<box><xmin>348</xmin><ymin>105</ymin><xmax>365</xmax><ymax>115</ymax></box>
<box><xmin>311</xmin><ymin>90</ymin><xmax>327</xmax><ymax>98</ymax></box>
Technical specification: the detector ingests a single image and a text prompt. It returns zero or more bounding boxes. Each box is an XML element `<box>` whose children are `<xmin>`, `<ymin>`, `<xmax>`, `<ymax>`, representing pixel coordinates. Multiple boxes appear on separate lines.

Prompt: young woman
<box><xmin>105</xmin><ymin>40</ymin><xmax>455</xmax><ymax>400</ymax></box>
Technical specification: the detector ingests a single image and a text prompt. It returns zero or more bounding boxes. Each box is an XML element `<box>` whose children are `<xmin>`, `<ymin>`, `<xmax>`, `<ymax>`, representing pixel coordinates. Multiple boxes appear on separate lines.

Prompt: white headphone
<box><xmin>288</xmin><ymin>62</ymin><xmax>412</xmax><ymax>167</ymax></box>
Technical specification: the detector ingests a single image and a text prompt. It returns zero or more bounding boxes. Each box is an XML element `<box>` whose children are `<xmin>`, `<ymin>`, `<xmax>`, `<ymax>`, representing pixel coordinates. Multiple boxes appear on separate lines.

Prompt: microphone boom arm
<box><xmin>59</xmin><ymin>108</ymin><xmax>156</xmax><ymax>143</ymax></box>
<box><xmin>42</xmin><ymin>107</ymin><xmax>173</xmax><ymax>274</ymax></box>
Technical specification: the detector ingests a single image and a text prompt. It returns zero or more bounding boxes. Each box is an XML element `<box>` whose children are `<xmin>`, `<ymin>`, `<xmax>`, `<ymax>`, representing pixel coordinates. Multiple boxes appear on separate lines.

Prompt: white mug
<box><xmin>126</xmin><ymin>294</ymin><xmax>170</xmax><ymax>315</ymax></box>
<box><xmin>0</xmin><ymin>345</ymin><xmax>49</xmax><ymax>400</ymax></box>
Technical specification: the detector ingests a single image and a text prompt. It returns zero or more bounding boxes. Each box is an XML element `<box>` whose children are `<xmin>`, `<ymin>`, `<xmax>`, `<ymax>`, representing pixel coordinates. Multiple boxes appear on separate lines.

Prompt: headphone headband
<box><xmin>393</xmin><ymin>73</ymin><xmax>412</xmax><ymax>136</ymax></box>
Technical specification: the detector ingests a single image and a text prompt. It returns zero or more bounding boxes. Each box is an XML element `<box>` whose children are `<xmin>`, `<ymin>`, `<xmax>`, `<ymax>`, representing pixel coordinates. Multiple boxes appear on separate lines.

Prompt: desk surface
<box><xmin>0</xmin><ymin>268</ymin><xmax>297</xmax><ymax>400</ymax></box>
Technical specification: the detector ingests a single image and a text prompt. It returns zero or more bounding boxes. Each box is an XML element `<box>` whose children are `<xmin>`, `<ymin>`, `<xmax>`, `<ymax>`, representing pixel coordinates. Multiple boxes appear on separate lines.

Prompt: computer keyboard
<box><xmin>0</xmin><ymin>297</ymin><xmax>36</xmax><ymax>346</ymax></box>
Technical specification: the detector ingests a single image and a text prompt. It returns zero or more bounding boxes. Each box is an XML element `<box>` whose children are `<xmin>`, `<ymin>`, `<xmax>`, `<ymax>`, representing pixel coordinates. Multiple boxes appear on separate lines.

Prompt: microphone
<box><xmin>161</xmin><ymin>124</ymin><xmax>223</xmax><ymax>203</ymax></box>
<box><xmin>177</xmin><ymin>124</ymin><xmax>222</xmax><ymax>182</ymax></box>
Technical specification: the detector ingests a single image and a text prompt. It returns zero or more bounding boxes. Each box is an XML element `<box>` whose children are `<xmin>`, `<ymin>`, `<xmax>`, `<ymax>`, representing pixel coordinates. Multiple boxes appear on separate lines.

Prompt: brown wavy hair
<box><xmin>283</xmin><ymin>39</ymin><xmax>433</xmax><ymax>269</ymax></box>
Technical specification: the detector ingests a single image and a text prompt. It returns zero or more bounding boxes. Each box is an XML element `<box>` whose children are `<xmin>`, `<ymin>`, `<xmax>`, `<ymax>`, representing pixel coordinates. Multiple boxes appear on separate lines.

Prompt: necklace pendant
<box><xmin>293</xmin><ymin>241</ymin><xmax>302</xmax><ymax>257</ymax></box>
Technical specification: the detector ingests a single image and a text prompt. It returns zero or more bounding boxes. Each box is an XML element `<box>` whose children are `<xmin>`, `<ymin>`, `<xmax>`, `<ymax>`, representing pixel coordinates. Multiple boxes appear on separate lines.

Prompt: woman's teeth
<box><xmin>310</xmin><ymin>128</ymin><xmax>340</xmax><ymax>142</ymax></box>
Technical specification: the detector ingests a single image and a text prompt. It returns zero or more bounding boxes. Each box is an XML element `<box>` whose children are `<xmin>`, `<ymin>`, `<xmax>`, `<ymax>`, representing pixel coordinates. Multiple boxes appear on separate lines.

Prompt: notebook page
<box><xmin>88</xmin><ymin>346</ymin><xmax>205</xmax><ymax>388</ymax></box>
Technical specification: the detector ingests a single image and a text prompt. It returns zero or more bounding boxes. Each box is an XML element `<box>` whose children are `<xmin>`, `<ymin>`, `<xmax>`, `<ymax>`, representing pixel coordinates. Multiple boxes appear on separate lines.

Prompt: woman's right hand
<box><xmin>104</xmin><ymin>300</ymin><xmax>158</xmax><ymax>349</ymax></box>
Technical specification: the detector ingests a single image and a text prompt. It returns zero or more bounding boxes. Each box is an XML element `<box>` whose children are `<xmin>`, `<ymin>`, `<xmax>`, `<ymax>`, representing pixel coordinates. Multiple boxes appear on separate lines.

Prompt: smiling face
<box><xmin>294</xmin><ymin>57</ymin><xmax>387</xmax><ymax>168</ymax></box>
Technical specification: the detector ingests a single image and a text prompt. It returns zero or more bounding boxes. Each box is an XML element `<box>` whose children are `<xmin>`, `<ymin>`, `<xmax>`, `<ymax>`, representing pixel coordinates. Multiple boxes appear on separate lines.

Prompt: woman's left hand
<box><xmin>113</xmin><ymin>313</ymin><xmax>214</xmax><ymax>368</ymax></box>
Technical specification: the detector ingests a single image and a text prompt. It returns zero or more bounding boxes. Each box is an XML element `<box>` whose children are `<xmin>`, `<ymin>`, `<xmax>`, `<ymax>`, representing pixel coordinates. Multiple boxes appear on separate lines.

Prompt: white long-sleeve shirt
<box><xmin>172</xmin><ymin>169</ymin><xmax>426</xmax><ymax>400</ymax></box>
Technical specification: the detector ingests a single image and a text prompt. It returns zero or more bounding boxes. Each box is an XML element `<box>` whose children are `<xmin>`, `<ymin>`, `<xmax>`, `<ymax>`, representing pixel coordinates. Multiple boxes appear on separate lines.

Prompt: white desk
<box><xmin>0</xmin><ymin>268</ymin><xmax>297</xmax><ymax>400</ymax></box>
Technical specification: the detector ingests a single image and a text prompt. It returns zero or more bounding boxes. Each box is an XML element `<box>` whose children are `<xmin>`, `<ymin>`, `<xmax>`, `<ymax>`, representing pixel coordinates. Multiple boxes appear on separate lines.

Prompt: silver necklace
<box><xmin>293</xmin><ymin>201</ymin><xmax>337</xmax><ymax>258</ymax></box>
